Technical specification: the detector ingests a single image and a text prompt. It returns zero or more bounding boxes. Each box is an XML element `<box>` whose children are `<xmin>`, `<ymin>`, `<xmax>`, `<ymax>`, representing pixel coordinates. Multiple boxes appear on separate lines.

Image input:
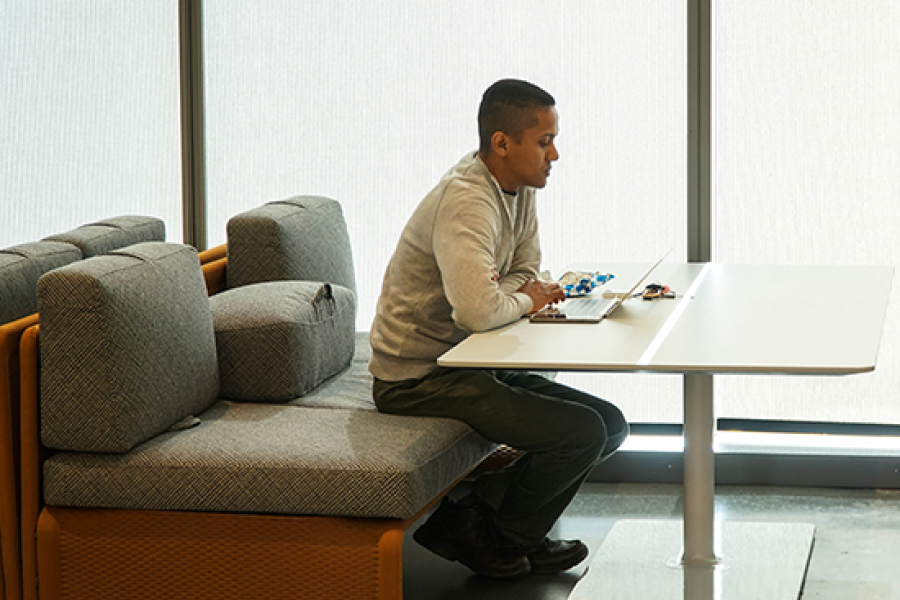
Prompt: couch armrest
<box><xmin>201</xmin><ymin>257</ymin><xmax>228</xmax><ymax>296</ymax></box>
<box><xmin>198</xmin><ymin>244</ymin><xmax>227</xmax><ymax>265</ymax></box>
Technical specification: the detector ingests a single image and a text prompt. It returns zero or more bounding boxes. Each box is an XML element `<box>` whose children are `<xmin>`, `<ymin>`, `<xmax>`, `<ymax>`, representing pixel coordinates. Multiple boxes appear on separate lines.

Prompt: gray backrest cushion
<box><xmin>44</xmin><ymin>215</ymin><xmax>166</xmax><ymax>258</ymax></box>
<box><xmin>210</xmin><ymin>280</ymin><xmax>356</xmax><ymax>401</ymax></box>
<box><xmin>0</xmin><ymin>241</ymin><xmax>82</xmax><ymax>324</ymax></box>
<box><xmin>226</xmin><ymin>196</ymin><xmax>356</xmax><ymax>296</ymax></box>
<box><xmin>39</xmin><ymin>242</ymin><xmax>219</xmax><ymax>453</ymax></box>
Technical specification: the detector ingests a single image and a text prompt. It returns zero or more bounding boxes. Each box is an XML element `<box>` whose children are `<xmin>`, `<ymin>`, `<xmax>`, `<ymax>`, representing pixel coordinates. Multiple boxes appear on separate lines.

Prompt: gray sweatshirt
<box><xmin>369</xmin><ymin>151</ymin><xmax>542</xmax><ymax>382</ymax></box>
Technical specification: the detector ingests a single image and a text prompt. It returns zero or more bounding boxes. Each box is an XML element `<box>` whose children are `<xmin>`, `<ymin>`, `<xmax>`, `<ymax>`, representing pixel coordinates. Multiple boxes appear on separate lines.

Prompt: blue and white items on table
<box><xmin>539</xmin><ymin>271</ymin><xmax>615</xmax><ymax>298</ymax></box>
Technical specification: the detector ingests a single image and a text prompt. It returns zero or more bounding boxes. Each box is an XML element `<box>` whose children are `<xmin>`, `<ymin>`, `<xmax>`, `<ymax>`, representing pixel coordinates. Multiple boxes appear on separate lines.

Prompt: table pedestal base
<box><xmin>569</xmin><ymin>520</ymin><xmax>815</xmax><ymax>600</ymax></box>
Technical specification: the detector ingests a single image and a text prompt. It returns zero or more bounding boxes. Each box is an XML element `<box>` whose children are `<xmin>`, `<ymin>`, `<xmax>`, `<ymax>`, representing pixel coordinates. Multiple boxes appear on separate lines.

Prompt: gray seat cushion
<box><xmin>39</xmin><ymin>242</ymin><xmax>219</xmax><ymax>453</ymax></box>
<box><xmin>44</xmin><ymin>215</ymin><xmax>165</xmax><ymax>258</ymax></box>
<box><xmin>210</xmin><ymin>280</ymin><xmax>356</xmax><ymax>402</ymax></box>
<box><xmin>288</xmin><ymin>360</ymin><xmax>376</xmax><ymax>412</ymax></box>
<box><xmin>43</xmin><ymin>400</ymin><xmax>496</xmax><ymax>519</ymax></box>
<box><xmin>286</xmin><ymin>332</ymin><xmax>376</xmax><ymax>411</ymax></box>
<box><xmin>0</xmin><ymin>241</ymin><xmax>82</xmax><ymax>324</ymax></box>
<box><xmin>226</xmin><ymin>196</ymin><xmax>356</xmax><ymax>296</ymax></box>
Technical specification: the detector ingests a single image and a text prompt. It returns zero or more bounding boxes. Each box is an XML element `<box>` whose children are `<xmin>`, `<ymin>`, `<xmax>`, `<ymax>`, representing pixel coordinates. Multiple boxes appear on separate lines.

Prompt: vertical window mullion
<box><xmin>687</xmin><ymin>0</ymin><xmax>712</xmax><ymax>263</ymax></box>
<box><xmin>179</xmin><ymin>0</ymin><xmax>207</xmax><ymax>250</ymax></box>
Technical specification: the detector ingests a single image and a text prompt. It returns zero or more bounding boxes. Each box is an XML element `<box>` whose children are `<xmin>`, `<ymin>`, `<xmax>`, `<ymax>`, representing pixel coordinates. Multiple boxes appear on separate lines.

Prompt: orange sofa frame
<box><xmin>1</xmin><ymin>313</ymin><xmax>39</xmax><ymax>600</ymax></box>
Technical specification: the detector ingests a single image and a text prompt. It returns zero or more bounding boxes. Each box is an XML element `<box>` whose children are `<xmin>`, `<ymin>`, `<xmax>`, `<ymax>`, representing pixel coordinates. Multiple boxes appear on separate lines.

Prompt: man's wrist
<box><xmin>514</xmin><ymin>291</ymin><xmax>534</xmax><ymax>315</ymax></box>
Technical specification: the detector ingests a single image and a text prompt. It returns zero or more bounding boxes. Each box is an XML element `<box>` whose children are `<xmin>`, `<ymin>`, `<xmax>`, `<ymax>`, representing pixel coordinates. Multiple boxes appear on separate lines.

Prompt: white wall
<box><xmin>715</xmin><ymin>0</ymin><xmax>900</xmax><ymax>424</ymax></box>
<box><xmin>202</xmin><ymin>1</ymin><xmax>688</xmax><ymax>422</ymax></box>
<box><xmin>1</xmin><ymin>1</ymin><xmax>182</xmax><ymax>245</ymax></box>
<box><xmin>5</xmin><ymin>2</ymin><xmax>898</xmax><ymax>425</ymax></box>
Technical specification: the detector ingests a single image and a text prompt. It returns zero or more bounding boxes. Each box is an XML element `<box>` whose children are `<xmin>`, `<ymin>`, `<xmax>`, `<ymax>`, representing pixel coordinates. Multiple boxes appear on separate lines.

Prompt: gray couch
<box><xmin>28</xmin><ymin>197</ymin><xmax>494</xmax><ymax>600</ymax></box>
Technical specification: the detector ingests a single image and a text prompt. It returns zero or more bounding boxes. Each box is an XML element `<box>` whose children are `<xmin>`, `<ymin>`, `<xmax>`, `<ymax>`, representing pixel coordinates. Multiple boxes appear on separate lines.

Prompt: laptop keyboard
<box><xmin>560</xmin><ymin>297</ymin><xmax>610</xmax><ymax>318</ymax></box>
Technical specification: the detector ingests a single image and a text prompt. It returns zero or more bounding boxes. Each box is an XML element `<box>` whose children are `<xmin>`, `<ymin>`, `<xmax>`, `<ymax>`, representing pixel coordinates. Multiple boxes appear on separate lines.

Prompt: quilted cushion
<box><xmin>0</xmin><ymin>241</ymin><xmax>82</xmax><ymax>324</ymax></box>
<box><xmin>39</xmin><ymin>242</ymin><xmax>219</xmax><ymax>453</ymax></box>
<box><xmin>226</xmin><ymin>196</ymin><xmax>356</xmax><ymax>296</ymax></box>
<box><xmin>42</xmin><ymin>400</ymin><xmax>496</xmax><ymax>519</ymax></box>
<box><xmin>209</xmin><ymin>280</ymin><xmax>356</xmax><ymax>402</ymax></box>
<box><xmin>44</xmin><ymin>215</ymin><xmax>165</xmax><ymax>258</ymax></box>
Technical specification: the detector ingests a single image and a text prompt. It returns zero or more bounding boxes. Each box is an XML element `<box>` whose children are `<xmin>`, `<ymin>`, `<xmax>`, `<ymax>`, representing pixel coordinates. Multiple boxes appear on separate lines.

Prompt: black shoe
<box><xmin>524</xmin><ymin>538</ymin><xmax>589</xmax><ymax>574</ymax></box>
<box><xmin>413</xmin><ymin>498</ymin><xmax>531</xmax><ymax>578</ymax></box>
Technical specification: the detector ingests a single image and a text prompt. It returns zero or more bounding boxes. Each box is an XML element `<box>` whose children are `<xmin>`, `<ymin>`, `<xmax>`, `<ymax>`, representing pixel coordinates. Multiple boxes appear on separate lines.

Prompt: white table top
<box><xmin>438</xmin><ymin>263</ymin><xmax>893</xmax><ymax>375</ymax></box>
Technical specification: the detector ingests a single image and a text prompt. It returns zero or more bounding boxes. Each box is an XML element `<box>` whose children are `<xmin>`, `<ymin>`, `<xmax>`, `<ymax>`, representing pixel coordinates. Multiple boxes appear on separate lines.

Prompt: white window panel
<box><xmin>715</xmin><ymin>0</ymin><xmax>900</xmax><ymax>424</ymax></box>
<box><xmin>204</xmin><ymin>1</ymin><xmax>687</xmax><ymax>423</ymax></box>
<box><xmin>0</xmin><ymin>1</ymin><xmax>182</xmax><ymax>246</ymax></box>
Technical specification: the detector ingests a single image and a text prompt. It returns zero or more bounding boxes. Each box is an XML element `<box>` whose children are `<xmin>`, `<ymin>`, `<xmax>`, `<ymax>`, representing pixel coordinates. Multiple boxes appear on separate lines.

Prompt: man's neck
<box><xmin>478</xmin><ymin>150</ymin><xmax>520</xmax><ymax>194</ymax></box>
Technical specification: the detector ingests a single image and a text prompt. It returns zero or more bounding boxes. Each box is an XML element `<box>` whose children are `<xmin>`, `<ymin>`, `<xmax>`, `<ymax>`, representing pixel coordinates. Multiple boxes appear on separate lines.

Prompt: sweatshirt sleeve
<box><xmin>498</xmin><ymin>192</ymin><xmax>541</xmax><ymax>295</ymax></box>
<box><xmin>433</xmin><ymin>191</ymin><xmax>532</xmax><ymax>333</ymax></box>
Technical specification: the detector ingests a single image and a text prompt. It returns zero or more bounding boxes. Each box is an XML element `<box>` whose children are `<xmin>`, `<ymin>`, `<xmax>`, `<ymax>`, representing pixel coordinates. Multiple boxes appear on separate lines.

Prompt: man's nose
<box><xmin>549</xmin><ymin>144</ymin><xmax>560</xmax><ymax>162</ymax></box>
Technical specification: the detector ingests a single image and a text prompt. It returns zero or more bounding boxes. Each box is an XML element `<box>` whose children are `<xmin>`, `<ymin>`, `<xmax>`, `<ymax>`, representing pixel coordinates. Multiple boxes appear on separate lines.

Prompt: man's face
<box><xmin>505</xmin><ymin>107</ymin><xmax>559</xmax><ymax>189</ymax></box>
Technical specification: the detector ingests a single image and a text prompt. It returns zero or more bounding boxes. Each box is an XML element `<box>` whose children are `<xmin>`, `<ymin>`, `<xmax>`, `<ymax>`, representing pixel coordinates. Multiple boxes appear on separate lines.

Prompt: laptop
<box><xmin>530</xmin><ymin>249</ymin><xmax>672</xmax><ymax>323</ymax></box>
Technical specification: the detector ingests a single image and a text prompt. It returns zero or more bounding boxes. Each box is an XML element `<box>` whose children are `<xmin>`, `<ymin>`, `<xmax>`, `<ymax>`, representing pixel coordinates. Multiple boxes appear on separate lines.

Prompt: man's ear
<box><xmin>491</xmin><ymin>131</ymin><xmax>510</xmax><ymax>157</ymax></box>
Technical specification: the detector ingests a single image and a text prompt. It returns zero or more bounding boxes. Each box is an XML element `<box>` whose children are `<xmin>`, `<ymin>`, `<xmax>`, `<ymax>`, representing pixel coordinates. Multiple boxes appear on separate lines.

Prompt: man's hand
<box><xmin>518</xmin><ymin>278</ymin><xmax>566</xmax><ymax>313</ymax></box>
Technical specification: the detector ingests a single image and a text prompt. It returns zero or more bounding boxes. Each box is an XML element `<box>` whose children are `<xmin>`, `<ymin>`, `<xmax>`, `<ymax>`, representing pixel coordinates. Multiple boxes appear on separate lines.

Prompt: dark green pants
<box><xmin>373</xmin><ymin>368</ymin><xmax>629</xmax><ymax>546</ymax></box>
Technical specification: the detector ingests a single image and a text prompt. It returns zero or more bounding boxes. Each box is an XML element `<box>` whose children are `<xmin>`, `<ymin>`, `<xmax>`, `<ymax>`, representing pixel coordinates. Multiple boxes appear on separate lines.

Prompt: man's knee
<box><xmin>566</xmin><ymin>408</ymin><xmax>608</xmax><ymax>460</ymax></box>
<box><xmin>604</xmin><ymin>406</ymin><xmax>630</xmax><ymax>453</ymax></box>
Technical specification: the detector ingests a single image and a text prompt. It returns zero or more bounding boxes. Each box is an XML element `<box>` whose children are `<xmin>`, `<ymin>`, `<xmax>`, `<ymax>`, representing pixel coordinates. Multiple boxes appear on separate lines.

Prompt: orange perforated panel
<box><xmin>37</xmin><ymin>502</ymin><xmax>433</xmax><ymax>600</ymax></box>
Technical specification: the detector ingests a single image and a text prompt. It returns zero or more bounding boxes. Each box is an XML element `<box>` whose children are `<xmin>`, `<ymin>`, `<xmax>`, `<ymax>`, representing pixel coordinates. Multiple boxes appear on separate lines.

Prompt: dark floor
<box><xmin>402</xmin><ymin>482</ymin><xmax>900</xmax><ymax>600</ymax></box>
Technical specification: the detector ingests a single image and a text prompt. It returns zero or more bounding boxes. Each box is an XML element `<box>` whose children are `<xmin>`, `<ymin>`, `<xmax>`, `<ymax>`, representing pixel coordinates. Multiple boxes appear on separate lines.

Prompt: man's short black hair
<box><xmin>478</xmin><ymin>79</ymin><xmax>556</xmax><ymax>155</ymax></box>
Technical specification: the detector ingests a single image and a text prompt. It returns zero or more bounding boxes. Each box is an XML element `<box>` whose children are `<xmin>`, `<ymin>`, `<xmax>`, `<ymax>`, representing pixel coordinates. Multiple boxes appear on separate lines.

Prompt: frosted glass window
<box><xmin>204</xmin><ymin>1</ymin><xmax>687</xmax><ymax>423</ymax></box>
<box><xmin>1</xmin><ymin>1</ymin><xmax>182</xmax><ymax>247</ymax></box>
<box><xmin>715</xmin><ymin>1</ymin><xmax>900</xmax><ymax>424</ymax></box>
